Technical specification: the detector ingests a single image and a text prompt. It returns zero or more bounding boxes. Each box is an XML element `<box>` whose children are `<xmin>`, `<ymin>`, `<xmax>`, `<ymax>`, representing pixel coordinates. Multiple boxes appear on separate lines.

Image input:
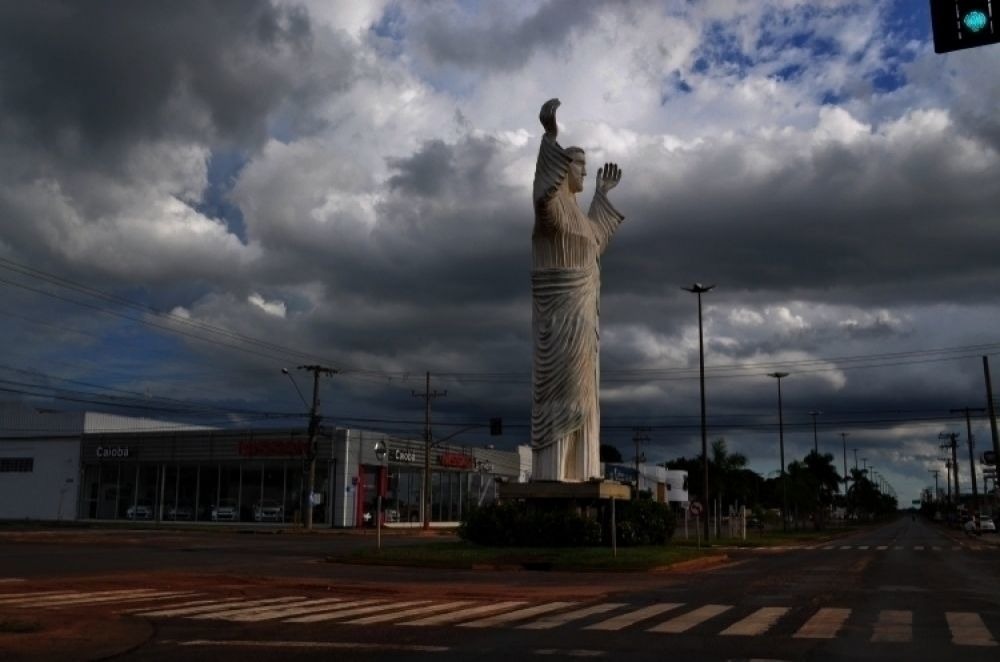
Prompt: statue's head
<box><xmin>566</xmin><ymin>146</ymin><xmax>586</xmax><ymax>194</ymax></box>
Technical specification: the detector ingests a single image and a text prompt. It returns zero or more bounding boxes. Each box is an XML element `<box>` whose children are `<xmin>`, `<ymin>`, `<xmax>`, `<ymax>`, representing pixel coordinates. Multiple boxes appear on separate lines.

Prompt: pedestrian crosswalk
<box><xmin>0</xmin><ymin>589</ymin><xmax>997</xmax><ymax>647</ymax></box>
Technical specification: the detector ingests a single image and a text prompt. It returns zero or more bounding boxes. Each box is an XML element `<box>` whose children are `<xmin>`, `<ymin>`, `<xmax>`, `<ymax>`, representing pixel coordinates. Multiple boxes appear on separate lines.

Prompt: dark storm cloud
<box><xmin>409</xmin><ymin>0</ymin><xmax>605</xmax><ymax>71</ymax></box>
<box><xmin>0</xmin><ymin>0</ymin><xmax>320</xmax><ymax>162</ymax></box>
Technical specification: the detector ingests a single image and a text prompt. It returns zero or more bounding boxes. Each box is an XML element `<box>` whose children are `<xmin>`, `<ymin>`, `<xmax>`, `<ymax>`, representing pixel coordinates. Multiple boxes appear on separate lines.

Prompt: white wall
<box><xmin>0</xmin><ymin>439</ymin><xmax>80</xmax><ymax>520</ymax></box>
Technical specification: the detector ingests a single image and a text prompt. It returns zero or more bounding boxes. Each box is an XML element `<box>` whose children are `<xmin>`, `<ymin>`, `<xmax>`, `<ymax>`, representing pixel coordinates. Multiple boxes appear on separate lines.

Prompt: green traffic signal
<box><xmin>964</xmin><ymin>10</ymin><xmax>989</xmax><ymax>32</ymax></box>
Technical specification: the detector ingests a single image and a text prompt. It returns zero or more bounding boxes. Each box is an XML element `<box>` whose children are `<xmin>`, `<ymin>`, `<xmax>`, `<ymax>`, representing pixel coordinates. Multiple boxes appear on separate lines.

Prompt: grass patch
<box><xmin>328</xmin><ymin>541</ymin><xmax>717</xmax><ymax>572</ymax></box>
<box><xmin>0</xmin><ymin>618</ymin><xmax>41</xmax><ymax>634</ymax></box>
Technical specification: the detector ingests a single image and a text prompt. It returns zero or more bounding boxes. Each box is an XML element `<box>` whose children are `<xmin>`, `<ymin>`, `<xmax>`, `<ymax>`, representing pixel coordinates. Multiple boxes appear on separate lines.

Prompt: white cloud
<box><xmin>248</xmin><ymin>293</ymin><xmax>287</xmax><ymax>318</ymax></box>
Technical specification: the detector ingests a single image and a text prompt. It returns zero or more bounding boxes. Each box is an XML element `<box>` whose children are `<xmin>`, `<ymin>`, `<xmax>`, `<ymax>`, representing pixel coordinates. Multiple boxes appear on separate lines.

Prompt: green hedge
<box><xmin>459</xmin><ymin>498</ymin><xmax>675</xmax><ymax>547</ymax></box>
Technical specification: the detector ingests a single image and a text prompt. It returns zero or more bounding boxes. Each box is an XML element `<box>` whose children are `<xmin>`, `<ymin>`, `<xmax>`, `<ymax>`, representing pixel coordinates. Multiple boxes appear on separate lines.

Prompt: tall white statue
<box><xmin>531</xmin><ymin>98</ymin><xmax>624</xmax><ymax>482</ymax></box>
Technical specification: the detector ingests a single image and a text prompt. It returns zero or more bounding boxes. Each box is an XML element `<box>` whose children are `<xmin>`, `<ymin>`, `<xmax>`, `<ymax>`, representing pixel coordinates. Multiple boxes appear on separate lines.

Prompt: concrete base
<box><xmin>499</xmin><ymin>480</ymin><xmax>631</xmax><ymax>501</ymax></box>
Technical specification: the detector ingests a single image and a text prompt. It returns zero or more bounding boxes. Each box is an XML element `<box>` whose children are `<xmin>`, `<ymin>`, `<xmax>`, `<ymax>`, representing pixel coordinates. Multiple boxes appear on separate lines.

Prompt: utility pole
<box><xmin>683</xmin><ymin>283</ymin><xmax>714</xmax><ymax>543</ymax></box>
<box><xmin>853</xmin><ymin>448</ymin><xmax>859</xmax><ymax>472</ymax></box>
<box><xmin>951</xmin><ymin>407</ymin><xmax>985</xmax><ymax>511</ymax></box>
<box><xmin>939</xmin><ymin>433</ymin><xmax>960</xmax><ymax>504</ymax></box>
<box><xmin>984</xmin><ymin>357</ymin><xmax>1000</xmax><ymax>508</ymax></box>
<box><xmin>413</xmin><ymin>372</ymin><xmax>446</xmax><ymax>530</ymax></box>
<box><xmin>940</xmin><ymin>457</ymin><xmax>952</xmax><ymax>504</ymax></box>
<box><xmin>809</xmin><ymin>411</ymin><xmax>822</xmax><ymax>454</ymax></box>
<box><xmin>929</xmin><ymin>470</ymin><xmax>939</xmax><ymax>502</ymax></box>
<box><xmin>632</xmin><ymin>427</ymin><xmax>650</xmax><ymax>494</ymax></box>
<box><xmin>297</xmin><ymin>364</ymin><xmax>338</xmax><ymax>530</ymax></box>
<box><xmin>840</xmin><ymin>433</ymin><xmax>849</xmax><ymax>494</ymax></box>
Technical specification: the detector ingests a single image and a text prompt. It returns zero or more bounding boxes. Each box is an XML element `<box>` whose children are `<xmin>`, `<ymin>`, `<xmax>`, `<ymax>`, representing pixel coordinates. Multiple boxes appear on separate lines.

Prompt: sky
<box><xmin>2</xmin><ymin>0</ymin><xmax>1000</xmax><ymax>506</ymax></box>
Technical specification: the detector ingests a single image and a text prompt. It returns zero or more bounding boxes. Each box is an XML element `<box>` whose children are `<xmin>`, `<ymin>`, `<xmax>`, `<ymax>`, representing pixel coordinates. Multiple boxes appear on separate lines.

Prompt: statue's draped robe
<box><xmin>531</xmin><ymin>135</ymin><xmax>624</xmax><ymax>481</ymax></box>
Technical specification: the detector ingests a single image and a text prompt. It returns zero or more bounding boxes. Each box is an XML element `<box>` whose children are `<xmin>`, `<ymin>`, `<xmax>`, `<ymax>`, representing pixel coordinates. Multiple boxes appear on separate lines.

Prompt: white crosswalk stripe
<box><xmin>399</xmin><ymin>601</ymin><xmax>527</xmax><ymax>626</ymax></box>
<box><xmin>946</xmin><ymin>612</ymin><xmax>998</xmax><ymax>647</ymax></box>
<box><xmin>720</xmin><ymin>607</ymin><xmax>789</xmax><ymax>636</ymax></box>
<box><xmin>793</xmin><ymin>607</ymin><xmax>851</xmax><ymax>639</ymax></box>
<box><xmin>5</xmin><ymin>589</ymin><xmax>166</xmax><ymax>608</ymax></box>
<box><xmin>346</xmin><ymin>601</ymin><xmax>475</xmax><ymax>625</ymax></box>
<box><xmin>227</xmin><ymin>598</ymin><xmax>354</xmax><ymax>623</ymax></box>
<box><xmin>187</xmin><ymin>598</ymin><xmax>322</xmax><ymax>620</ymax></box>
<box><xmin>584</xmin><ymin>603</ymin><xmax>683</xmax><ymax>631</ymax></box>
<box><xmin>518</xmin><ymin>603</ymin><xmax>626</xmax><ymax>630</ymax></box>
<box><xmin>459</xmin><ymin>602</ymin><xmax>578</xmax><ymax>628</ymax></box>
<box><xmin>137</xmin><ymin>596</ymin><xmax>304</xmax><ymax>618</ymax></box>
<box><xmin>648</xmin><ymin>604</ymin><xmax>732</xmax><ymax>634</ymax></box>
<box><xmin>871</xmin><ymin>609</ymin><xmax>912</xmax><ymax>643</ymax></box>
<box><xmin>286</xmin><ymin>600</ymin><xmax>427</xmax><ymax>624</ymax></box>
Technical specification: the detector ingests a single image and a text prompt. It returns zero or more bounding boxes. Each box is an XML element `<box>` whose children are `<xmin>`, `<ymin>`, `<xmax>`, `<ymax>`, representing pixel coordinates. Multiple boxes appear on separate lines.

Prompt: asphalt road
<box><xmin>1</xmin><ymin>518</ymin><xmax>998</xmax><ymax>661</ymax></box>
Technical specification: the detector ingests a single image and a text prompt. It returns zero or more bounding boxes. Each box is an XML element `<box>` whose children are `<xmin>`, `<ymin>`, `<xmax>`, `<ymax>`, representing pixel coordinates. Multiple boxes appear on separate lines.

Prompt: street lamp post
<box><xmin>683</xmin><ymin>283</ymin><xmax>714</xmax><ymax>542</ymax></box>
<box><xmin>808</xmin><ymin>411</ymin><xmax>822</xmax><ymax>454</ymax></box>
<box><xmin>768</xmin><ymin>372</ymin><xmax>790</xmax><ymax>532</ymax></box>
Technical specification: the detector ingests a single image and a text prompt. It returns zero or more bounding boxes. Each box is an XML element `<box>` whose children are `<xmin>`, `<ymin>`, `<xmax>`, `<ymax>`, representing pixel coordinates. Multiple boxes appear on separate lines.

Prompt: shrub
<box><xmin>459</xmin><ymin>502</ymin><xmax>601</xmax><ymax>547</ymax></box>
<box><xmin>608</xmin><ymin>499</ymin><xmax>676</xmax><ymax>546</ymax></box>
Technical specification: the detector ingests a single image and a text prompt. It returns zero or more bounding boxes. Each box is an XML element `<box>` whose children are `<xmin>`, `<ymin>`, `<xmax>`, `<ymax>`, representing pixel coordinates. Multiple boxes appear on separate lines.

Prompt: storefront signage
<box><xmin>438</xmin><ymin>452</ymin><xmax>475</xmax><ymax>469</ymax></box>
<box><xmin>390</xmin><ymin>448</ymin><xmax>418</xmax><ymax>463</ymax></box>
<box><xmin>238</xmin><ymin>439</ymin><xmax>309</xmax><ymax>457</ymax></box>
<box><xmin>96</xmin><ymin>446</ymin><xmax>130</xmax><ymax>459</ymax></box>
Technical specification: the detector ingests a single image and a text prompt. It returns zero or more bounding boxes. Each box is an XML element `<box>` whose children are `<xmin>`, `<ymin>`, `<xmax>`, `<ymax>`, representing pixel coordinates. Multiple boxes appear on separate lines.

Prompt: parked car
<box><xmin>166</xmin><ymin>505</ymin><xmax>192</xmax><ymax>520</ymax></box>
<box><xmin>210</xmin><ymin>499</ymin><xmax>239</xmax><ymax>522</ymax></box>
<box><xmin>253</xmin><ymin>499</ymin><xmax>284</xmax><ymax>523</ymax></box>
<box><xmin>979</xmin><ymin>515</ymin><xmax>996</xmax><ymax>533</ymax></box>
<box><xmin>126</xmin><ymin>503</ymin><xmax>153</xmax><ymax>520</ymax></box>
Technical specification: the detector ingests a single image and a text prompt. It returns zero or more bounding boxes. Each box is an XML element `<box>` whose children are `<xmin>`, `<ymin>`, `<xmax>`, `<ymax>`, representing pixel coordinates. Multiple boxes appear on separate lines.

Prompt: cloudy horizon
<box><xmin>2</xmin><ymin>0</ymin><xmax>1000</xmax><ymax>505</ymax></box>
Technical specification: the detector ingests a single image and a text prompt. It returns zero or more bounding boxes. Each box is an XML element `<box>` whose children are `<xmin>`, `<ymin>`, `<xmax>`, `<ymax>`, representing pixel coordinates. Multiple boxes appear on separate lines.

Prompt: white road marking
<box><xmin>188</xmin><ymin>598</ymin><xmax>320</xmax><ymax>620</ymax></box>
<box><xmin>932</xmin><ymin>546</ymin><xmax>941</xmax><ymax>551</ymax></box>
<box><xmin>858</xmin><ymin>546</ymin><xmax>869</xmax><ymax>550</ymax></box>
<box><xmin>0</xmin><ymin>591</ymin><xmax>73</xmax><ymax>603</ymax></box>
<box><xmin>399</xmin><ymin>601</ymin><xmax>527</xmax><ymax>626</ymax></box>
<box><xmin>285</xmin><ymin>600</ymin><xmax>428</xmax><ymax>624</ymax></box>
<box><xmin>44</xmin><ymin>591</ymin><xmax>196</xmax><ymax>608</ymax></box>
<box><xmin>648</xmin><ymin>604</ymin><xmax>732</xmax><ymax>634</ymax></box>
<box><xmin>914</xmin><ymin>546</ymin><xmax>924</xmax><ymax>551</ymax></box>
<box><xmin>871</xmin><ymin>609</ymin><xmax>912</xmax><ymax>643</ymax></box>
<box><xmin>839</xmin><ymin>546</ymin><xmax>852</xmax><ymax>550</ymax></box>
<box><xmin>720</xmin><ymin>607</ymin><xmax>790</xmax><ymax>636</ymax></box>
<box><xmin>0</xmin><ymin>579</ymin><xmax>25</xmax><ymax>584</ymax></box>
<box><xmin>876</xmin><ymin>546</ymin><xmax>888</xmax><ymax>550</ymax></box>
<box><xmin>946</xmin><ymin>612</ymin><xmax>998</xmax><ymax>647</ymax></box>
<box><xmin>518</xmin><ymin>603</ymin><xmax>626</xmax><ymax>630</ymax></box>
<box><xmin>459</xmin><ymin>602</ymin><xmax>577</xmax><ymax>628</ymax></box>
<box><xmin>139</xmin><ymin>596</ymin><xmax>303</xmax><ymax>618</ymax></box>
<box><xmin>228</xmin><ymin>598</ymin><xmax>355</xmax><ymax>622</ymax></box>
<box><xmin>177</xmin><ymin>639</ymin><xmax>448</xmax><ymax>652</ymax></box>
<box><xmin>822</xmin><ymin>546</ymin><xmax>834</xmax><ymax>550</ymax></box>
<box><xmin>122</xmin><ymin>597</ymin><xmax>228</xmax><ymax>613</ymax></box>
<box><xmin>793</xmin><ymin>608</ymin><xmax>851</xmax><ymax>639</ymax></box>
<box><xmin>7</xmin><ymin>589</ymin><xmax>165</xmax><ymax>608</ymax></box>
<box><xmin>345</xmin><ymin>601</ymin><xmax>473</xmax><ymax>625</ymax></box>
<box><xmin>585</xmin><ymin>603</ymin><xmax>684</xmax><ymax>631</ymax></box>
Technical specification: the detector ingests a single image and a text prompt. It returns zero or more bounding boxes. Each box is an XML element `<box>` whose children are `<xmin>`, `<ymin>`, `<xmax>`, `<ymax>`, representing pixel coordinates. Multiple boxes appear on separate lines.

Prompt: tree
<box><xmin>785</xmin><ymin>451</ymin><xmax>841</xmax><ymax>529</ymax></box>
<box><xmin>599</xmin><ymin>444</ymin><xmax>622</xmax><ymax>463</ymax></box>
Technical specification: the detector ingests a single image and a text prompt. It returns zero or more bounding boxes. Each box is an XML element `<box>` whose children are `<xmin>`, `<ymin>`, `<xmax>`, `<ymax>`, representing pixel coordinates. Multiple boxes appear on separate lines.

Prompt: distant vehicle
<box><xmin>126</xmin><ymin>503</ymin><xmax>153</xmax><ymax>520</ymax></box>
<box><xmin>253</xmin><ymin>500</ymin><xmax>284</xmax><ymax>523</ymax></box>
<box><xmin>979</xmin><ymin>515</ymin><xmax>996</xmax><ymax>533</ymax></box>
<box><xmin>211</xmin><ymin>500</ymin><xmax>239</xmax><ymax>522</ymax></box>
<box><xmin>167</xmin><ymin>505</ymin><xmax>192</xmax><ymax>521</ymax></box>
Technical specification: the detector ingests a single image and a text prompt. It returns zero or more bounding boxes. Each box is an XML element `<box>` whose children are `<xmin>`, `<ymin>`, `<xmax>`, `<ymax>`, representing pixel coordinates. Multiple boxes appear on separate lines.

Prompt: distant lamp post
<box><xmin>683</xmin><ymin>283</ymin><xmax>715</xmax><ymax>542</ymax></box>
<box><xmin>808</xmin><ymin>410</ymin><xmax>822</xmax><ymax>454</ymax></box>
<box><xmin>768</xmin><ymin>371</ymin><xmax>790</xmax><ymax>532</ymax></box>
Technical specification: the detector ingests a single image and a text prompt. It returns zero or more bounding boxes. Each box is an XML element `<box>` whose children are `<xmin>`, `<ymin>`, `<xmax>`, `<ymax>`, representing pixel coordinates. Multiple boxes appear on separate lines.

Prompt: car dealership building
<box><xmin>1</xmin><ymin>402</ymin><xmax>521</xmax><ymax>527</ymax></box>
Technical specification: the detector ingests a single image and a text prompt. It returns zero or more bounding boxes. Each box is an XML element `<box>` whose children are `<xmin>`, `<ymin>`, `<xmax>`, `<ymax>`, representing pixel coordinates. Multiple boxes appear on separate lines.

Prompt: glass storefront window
<box><xmin>198</xmin><ymin>465</ymin><xmax>219</xmax><ymax>521</ymax></box>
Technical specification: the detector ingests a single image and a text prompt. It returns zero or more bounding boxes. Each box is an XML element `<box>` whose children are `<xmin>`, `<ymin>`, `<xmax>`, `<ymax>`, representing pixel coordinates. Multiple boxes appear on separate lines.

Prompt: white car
<box><xmin>253</xmin><ymin>500</ymin><xmax>284</xmax><ymax>522</ymax></box>
<box><xmin>126</xmin><ymin>503</ymin><xmax>153</xmax><ymax>520</ymax></box>
<box><xmin>979</xmin><ymin>515</ymin><xmax>997</xmax><ymax>533</ymax></box>
<box><xmin>210</xmin><ymin>500</ymin><xmax>239</xmax><ymax>522</ymax></box>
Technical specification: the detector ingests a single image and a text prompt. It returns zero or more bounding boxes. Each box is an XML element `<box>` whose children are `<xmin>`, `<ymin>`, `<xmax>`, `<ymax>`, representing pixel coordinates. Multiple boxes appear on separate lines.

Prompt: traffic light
<box><xmin>489</xmin><ymin>417</ymin><xmax>502</xmax><ymax>436</ymax></box>
<box><xmin>931</xmin><ymin>1</ymin><xmax>999</xmax><ymax>53</ymax></box>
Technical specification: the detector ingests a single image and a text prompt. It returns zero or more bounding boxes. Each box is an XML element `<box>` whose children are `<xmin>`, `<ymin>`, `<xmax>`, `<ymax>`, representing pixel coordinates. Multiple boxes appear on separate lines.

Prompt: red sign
<box><xmin>438</xmin><ymin>452</ymin><xmax>475</xmax><ymax>470</ymax></box>
<box><xmin>238</xmin><ymin>439</ymin><xmax>309</xmax><ymax>457</ymax></box>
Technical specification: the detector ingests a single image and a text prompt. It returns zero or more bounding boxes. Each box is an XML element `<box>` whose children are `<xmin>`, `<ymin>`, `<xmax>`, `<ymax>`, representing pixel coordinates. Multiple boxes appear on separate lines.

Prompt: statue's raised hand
<box><xmin>597</xmin><ymin>163</ymin><xmax>621</xmax><ymax>194</ymax></box>
<box><xmin>539</xmin><ymin>98</ymin><xmax>560</xmax><ymax>138</ymax></box>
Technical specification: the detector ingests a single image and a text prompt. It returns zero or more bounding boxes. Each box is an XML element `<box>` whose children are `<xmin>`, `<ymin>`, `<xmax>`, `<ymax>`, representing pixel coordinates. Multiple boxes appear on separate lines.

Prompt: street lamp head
<box><xmin>281</xmin><ymin>368</ymin><xmax>290</xmax><ymax>375</ymax></box>
<box><xmin>768</xmin><ymin>372</ymin><xmax>789</xmax><ymax>379</ymax></box>
<box><xmin>682</xmin><ymin>283</ymin><xmax>716</xmax><ymax>294</ymax></box>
